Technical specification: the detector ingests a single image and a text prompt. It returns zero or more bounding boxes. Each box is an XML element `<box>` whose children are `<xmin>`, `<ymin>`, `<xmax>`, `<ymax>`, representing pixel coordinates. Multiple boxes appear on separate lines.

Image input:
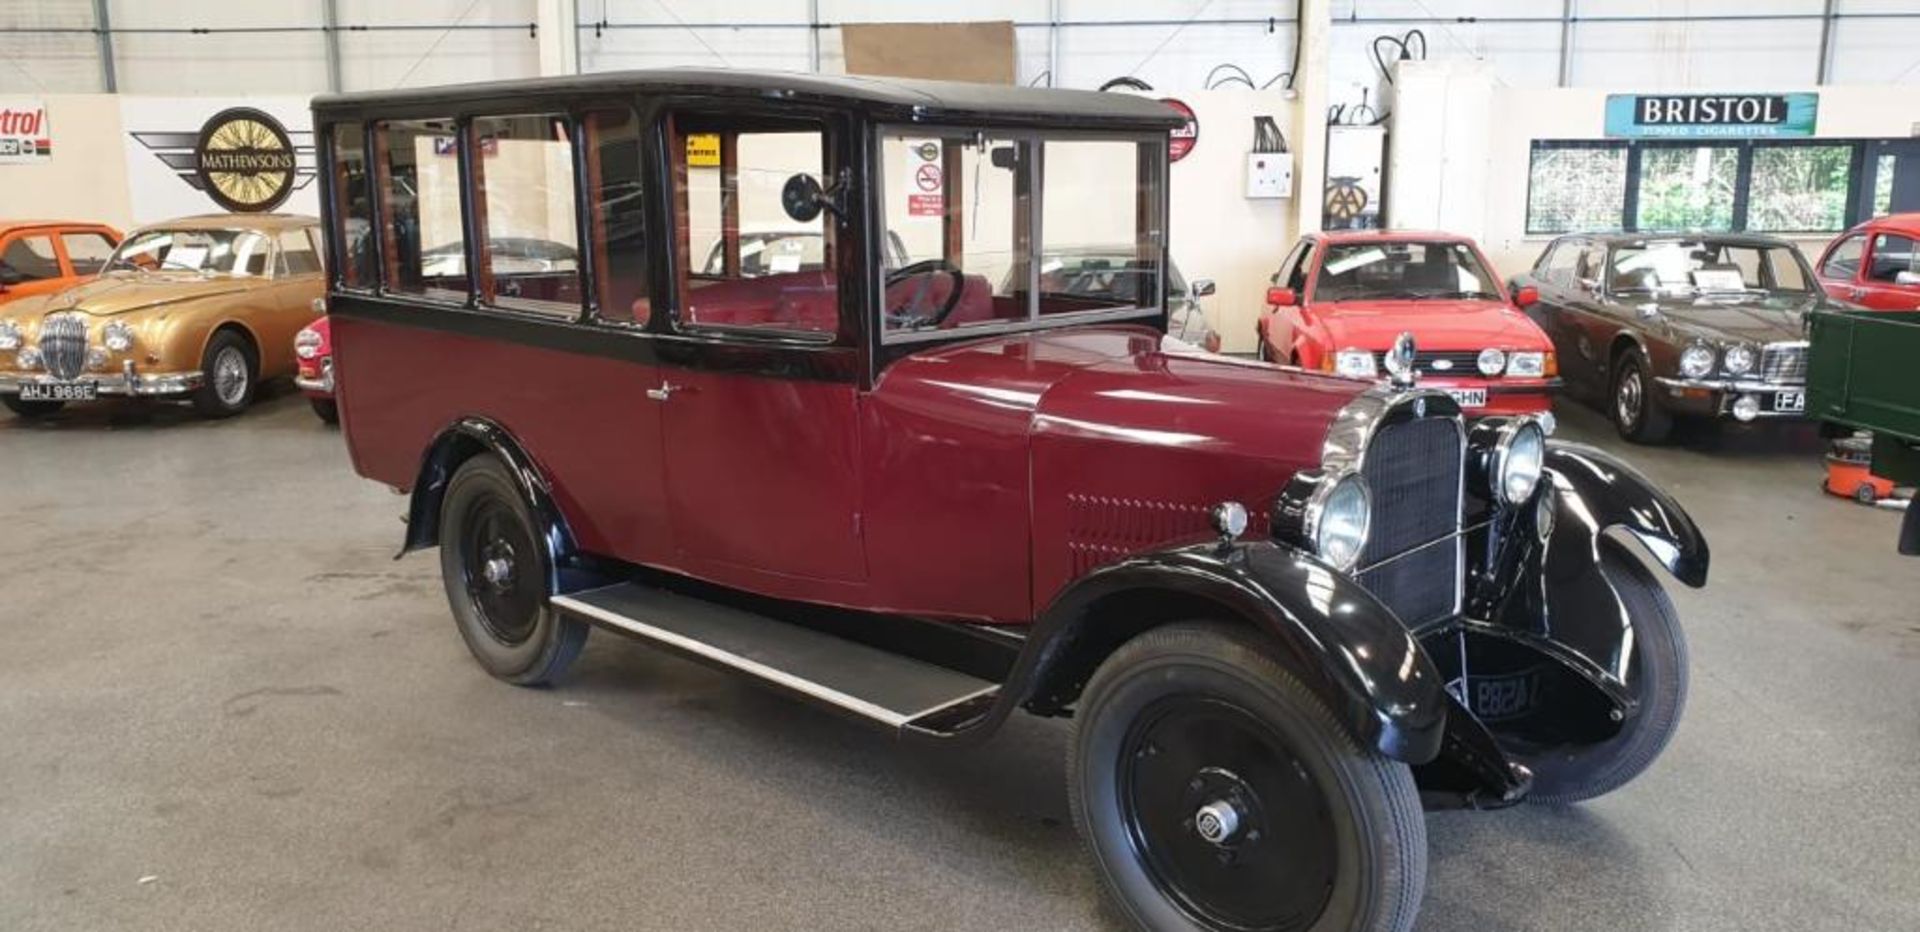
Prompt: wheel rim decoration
<box><xmin>213</xmin><ymin>347</ymin><xmax>249</xmax><ymax>406</ymax></box>
<box><xmin>461</xmin><ymin>497</ymin><xmax>541</xmax><ymax>646</ymax></box>
<box><xmin>1616</xmin><ymin>367</ymin><xmax>1642</xmax><ymax>427</ymax></box>
<box><xmin>1118</xmin><ymin>697</ymin><xmax>1339</xmax><ymax>931</ymax></box>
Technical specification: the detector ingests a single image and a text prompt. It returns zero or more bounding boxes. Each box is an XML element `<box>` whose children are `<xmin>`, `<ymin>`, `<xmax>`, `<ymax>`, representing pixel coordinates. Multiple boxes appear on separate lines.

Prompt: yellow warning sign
<box><xmin>686</xmin><ymin>133</ymin><xmax>721</xmax><ymax>167</ymax></box>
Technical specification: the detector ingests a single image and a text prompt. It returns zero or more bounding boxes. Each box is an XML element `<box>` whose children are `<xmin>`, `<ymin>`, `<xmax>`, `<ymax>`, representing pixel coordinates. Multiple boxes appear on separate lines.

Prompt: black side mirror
<box><xmin>781</xmin><ymin>173</ymin><xmax>827</xmax><ymax>223</ymax></box>
<box><xmin>990</xmin><ymin>146</ymin><xmax>1019</xmax><ymax>171</ymax></box>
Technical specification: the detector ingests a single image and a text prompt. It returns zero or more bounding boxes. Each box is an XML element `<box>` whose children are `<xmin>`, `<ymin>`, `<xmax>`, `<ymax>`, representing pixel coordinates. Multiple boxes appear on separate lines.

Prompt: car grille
<box><xmin>38</xmin><ymin>314</ymin><xmax>87</xmax><ymax>381</ymax></box>
<box><xmin>1759</xmin><ymin>342</ymin><xmax>1807</xmax><ymax>384</ymax></box>
<box><xmin>1354</xmin><ymin>415</ymin><xmax>1463</xmax><ymax>627</ymax></box>
<box><xmin>1374</xmin><ymin>349</ymin><xmax>1485</xmax><ymax>378</ymax></box>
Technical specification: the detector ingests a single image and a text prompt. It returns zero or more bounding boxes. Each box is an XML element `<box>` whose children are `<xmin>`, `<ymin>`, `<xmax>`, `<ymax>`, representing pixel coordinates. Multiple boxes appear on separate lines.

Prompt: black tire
<box><xmin>1610</xmin><ymin>350</ymin><xmax>1673</xmax><ymax>444</ymax></box>
<box><xmin>1256</xmin><ymin>337</ymin><xmax>1273</xmax><ymax>363</ymax></box>
<box><xmin>438</xmin><ymin>456</ymin><xmax>587</xmax><ymax>686</ymax></box>
<box><xmin>1522</xmin><ymin>539</ymin><xmax>1688</xmax><ymax>804</ymax></box>
<box><xmin>1070</xmin><ymin>622</ymin><xmax>1425</xmax><ymax>932</ymax></box>
<box><xmin>309</xmin><ymin>397</ymin><xmax>339</xmax><ymax>425</ymax></box>
<box><xmin>191</xmin><ymin>330</ymin><xmax>258</xmax><ymax>418</ymax></box>
<box><xmin>2</xmin><ymin>395</ymin><xmax>64</xmax><ymax>418</ymax></box>
<box><xmin>1853</xmin><ymin>482</ymin><xmax>1877</xmax><ymax>505</ymax></box>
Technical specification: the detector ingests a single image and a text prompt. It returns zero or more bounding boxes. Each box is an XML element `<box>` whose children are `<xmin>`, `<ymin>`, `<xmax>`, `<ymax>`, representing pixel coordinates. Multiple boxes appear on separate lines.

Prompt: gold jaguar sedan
<box><xmin>0</xmin><ymin>213</ymin><xmax>324</xmax><ymax>419</ymax></box>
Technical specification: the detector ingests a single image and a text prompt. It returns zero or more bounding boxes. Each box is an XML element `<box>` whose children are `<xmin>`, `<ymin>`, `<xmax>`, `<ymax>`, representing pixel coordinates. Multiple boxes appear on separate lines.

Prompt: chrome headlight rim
<box><xmin>1490</xmin><ymin>416</ymin><xmax>1548</xmax><ymax>506</ymax></box>
<box><xmin>1678</xmin><ymin>343</ymin><xmax>1716</xmax><ymax>379</ymax></box>
<box><xmin>0</xmin><ymin>320</ymin><xmax>20</xmax><ymax>351</ymax></box>
<box><xmin>102</xmin><ymin>320</ymin><xmax>136</xmax><ymax>354</ymax></box>
<box><xmin>1476</xmin><ymin>347</ymin><xmax>1507</xmax><ymax>376</ymax></box>
<box><xmin>1300</xmin><ymin>470</ymin><xmax>1372</xmax><ymax>572</ymax></box>
<box><xmin>1721</xmin><ymin>342</ymin><xmax>1756</xmax><ymax>376</ymax></box>
<box><xmin>294</xmin><ymin>328</ymin><xmax>324</xmax><ymax>361</ymax></box>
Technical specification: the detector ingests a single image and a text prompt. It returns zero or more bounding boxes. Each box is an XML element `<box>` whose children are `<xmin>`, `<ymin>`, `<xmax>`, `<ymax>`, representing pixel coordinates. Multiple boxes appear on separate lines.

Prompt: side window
<box><xmin>1869</xmin><ymin>234</ymin><xmax>1918</xmax><ymax>283</ymax></box>
<box><xmin>61</xmin><ymin>232</ymin><xmax>116</xmax><ymax>275</ymax></box>
<box><xmin>279</xmin><ymin>229</ymin><xmax>322</xmax><ymax>275</ymax></box>
<box><xmin>1037</xmin><ymin>138</ymin><xmax>1162</xmax><ymax>316</ymax></box>
<box><xmin>1820</xmin><ymin>234</ymin><xmax>1865</xmax><ymax>280</ymax></box>
<box><xmin>471</xmin><ymin>113</ymin><xmax>581</xmax><ymax>318</ymax></box>
<box><xmin>1544</xmin><ymin>241</ymin><xmax>1582</xmax><ymax>282</ymax></box>
<box><xmin>1723</xmin><ymin>246</ymin><xmax>1766</xmax><ymax>288</ymax></box>
<box><xmin>1284</xmin><ymin>243</ymin><xmax>1312</xmax><ymax>292</ymax></box>
<box><xmin>881</xmin><ymin>130</ymin><xmax>1027</xmax><ymax>334</ymax></box>
<box><xmin>0</xmin><ymin>235</ymin><xmax>60</xmax><ymax>282</ymax></box>
<box><xmin>375</xmin><ymin>117</ymin><xmax>466</xmax><ymax>300</ymax></box>
<box><xmin>1769</xmin><ymin>249</ymin><xmax>1811</xmax><ymax>292</ymax></box>
<box><xmin>670</xmin><ymin>112</ymin><xmax>835</xmax><ymax>337</ymax></box>
<box><xmin>583</xmin><ymin>107</ymin><xmax>647</xmax><ymax>324</ymax></box>
<box><xmin>329</xmin><ymin>123</ymin><xmax>376</xmax><ymax>289</ymax></box>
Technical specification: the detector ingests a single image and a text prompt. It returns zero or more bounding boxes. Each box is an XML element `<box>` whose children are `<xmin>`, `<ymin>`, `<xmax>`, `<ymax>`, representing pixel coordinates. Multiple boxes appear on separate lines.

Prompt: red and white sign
<box><xmin>0</xmin><ymin>101</ymin><xmax>52</xmax><ymax>163</ymax></box>
<box><xmin>1162</xmin><ymin>98</ymin><xmax>1198</xmax><ymax>162</ymax></box>
<box><xmin>905</xmin><ymin>138</ymin><xmax>945</xmax><ymax>217</ymax></box>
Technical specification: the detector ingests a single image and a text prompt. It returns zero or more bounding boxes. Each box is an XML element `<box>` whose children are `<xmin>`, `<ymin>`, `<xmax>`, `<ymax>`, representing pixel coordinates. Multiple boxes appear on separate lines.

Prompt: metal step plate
<box><xmin>552</xmin><ymin>583</ymin><xmax>999</xmax><ymax>731</ymax></box>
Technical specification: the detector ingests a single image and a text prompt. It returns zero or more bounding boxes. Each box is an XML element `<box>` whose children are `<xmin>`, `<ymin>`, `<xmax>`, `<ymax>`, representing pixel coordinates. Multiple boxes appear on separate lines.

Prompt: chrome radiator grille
<box><xmin>1759</xmin><ymin>342</ymin><xmax>1807</xmax><ymax>384</ymax></box>
<box><xmin>38</xmin><ymin>314</ymin><xmax>87</xmax><ymax>381</ymax></box>
<box><xmin>1354</xmin><ymin>415</ymin><xmax>1463</xmax><ymax>627</ymax></box>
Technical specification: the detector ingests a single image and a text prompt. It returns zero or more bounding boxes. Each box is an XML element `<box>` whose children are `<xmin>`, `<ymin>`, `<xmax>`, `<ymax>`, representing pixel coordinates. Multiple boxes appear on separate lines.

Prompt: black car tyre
<box><xmin>1070</xmin><ymin>622</ymin><xmax>1425</xmax><ymax>932</ymax></box>
<box><xmin>190</xmin><ymin>330</ymin><xmax>258</xmax><ymax>418</ymax></box>
<box><xmin>2</xmin><ymin>396</ymin><xmax>64</xmax><ymax>418</ymax></box>
<box><xmin>1610</xmin><ymin>350</ymin><xmax>1673</xmax><ymax>444</ymax></box>
<box><xmin>310</xmin><ymin>397</ymin><xmax>339</xmax><ymax>425</ymax></box>
<box><xmin>1520</xmin><ymin>539</ymin><xmax>1688</xmax><ymax>804</ymax></box>
<box><xmin>438</xmin><ymin>456</ymin><xmax>587</xmax><ymax>686</ymax></box>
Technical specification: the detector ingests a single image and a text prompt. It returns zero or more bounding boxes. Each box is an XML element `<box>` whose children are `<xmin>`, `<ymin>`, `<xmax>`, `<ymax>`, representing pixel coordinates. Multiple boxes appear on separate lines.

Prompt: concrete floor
<box><xmin>2</xmin><ymin>385</ymin><xmax>1917</xmax><ymax>932</ymax></box>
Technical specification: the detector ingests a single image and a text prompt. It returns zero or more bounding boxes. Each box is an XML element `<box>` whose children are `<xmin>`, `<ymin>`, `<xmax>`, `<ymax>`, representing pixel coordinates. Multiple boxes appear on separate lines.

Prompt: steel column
<box><xmin>1816</xmin><ymin>0</ymin><xmax>1838</xmax><ymax>84</ymax></box>
<box><xmin>1558</xmin><ymin>0</ymin><xmax>1575</xmax><ymax>88</ymax></box>
<box><xmin>90</xmin><ymin>0</ymin><xmax>115</xmax><ymax>92</ymax></box>
<box><xmin>807</xmin><ymin>0</ymin><xmax>820</xmax><ymax>72</ymax></box>
<box><xmin>322</xmin><ymin>0</ymin><xmax>343</xmax><ymax>92</ymax></box>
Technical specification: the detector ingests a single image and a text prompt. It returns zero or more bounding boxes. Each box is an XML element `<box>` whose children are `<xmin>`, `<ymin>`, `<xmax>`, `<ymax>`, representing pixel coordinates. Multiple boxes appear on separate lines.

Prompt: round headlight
<box><xmin>295</xmin><ymin>328</ymin><xmax>323</xmax><ymax>360</ymax></box>
<box><xmin>17</xmin><ymin>346</ymin><xmax>41</xmax><ymax>370</ymax></box>
<box><xmin>1722</xmin><ymin>343</ymin><xmax>1755</xmax><ymax>376</ymax></box>
<box><xmin>1495</xmin><ymin>419</ymin><xmax>1547</xmax><ymax>505</ymax></box>
<box><xmin>1679</xmin><ymin>344</ymin><xmax>1715</xmax><ymax>379</ymax></box>
<box><xmin>0</xmin><ymin>321</ymin><xmax>20</xmax><ymax>351</ymax></box>
<box><xmin>1477</xmin><ymin>348</ymin><xmax>1507</xmax><ymax>376</ymax></box>
<box><xmin>103</xmin><ymin>321</ymin><xmax>135</xmax><ymax>353</ymax></box>
<box><xmin>1312</xmin><ymin>473</ymin><xmax>1372</xmax><ymax>571</ymax></box>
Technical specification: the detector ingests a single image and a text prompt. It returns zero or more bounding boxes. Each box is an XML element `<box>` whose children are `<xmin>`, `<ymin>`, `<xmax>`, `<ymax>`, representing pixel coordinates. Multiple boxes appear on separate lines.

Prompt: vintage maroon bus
<box><xmin>314</xmin><ymin>71</ymin><xmax>1707</xmax><ymax>932</ymax></box>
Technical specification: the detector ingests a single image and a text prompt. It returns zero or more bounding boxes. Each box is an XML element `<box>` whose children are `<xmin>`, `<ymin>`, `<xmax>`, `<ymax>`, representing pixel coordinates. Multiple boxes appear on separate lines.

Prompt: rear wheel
<box><xmin>1070</xmin><ymin>622</ymin><xmax>1425</xmax><ymax>932</ymax></box>
<box><xmin>1515</xmin><ymin>540</ymin><xmax>1688</xmax><ymax>804</ymax></box>
<box><xmin>1610</xmin><ymin>350</ymin><xmax>1673</xmax><ymax>444</ymax></box>
<box><xmin>438</xmin><ymin>456</ymin><xmax>587</xmax><ymax>686</ymax></box>
<box><xmin>2</xmin><ymin>396</ymin><xmax>64</xmax><ymax>418</ymax></box>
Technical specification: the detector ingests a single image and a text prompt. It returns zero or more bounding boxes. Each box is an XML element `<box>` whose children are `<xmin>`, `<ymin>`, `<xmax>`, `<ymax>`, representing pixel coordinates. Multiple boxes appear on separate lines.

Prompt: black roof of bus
<box><xmin>312</xmin><ymin>68</ymin><xmax>1188</xmax><ymax>132</ymax></box>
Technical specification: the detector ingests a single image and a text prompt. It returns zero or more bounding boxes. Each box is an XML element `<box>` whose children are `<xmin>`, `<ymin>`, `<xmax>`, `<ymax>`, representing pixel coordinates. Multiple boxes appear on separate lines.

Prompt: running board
<box><xmin>551</xmin><ymin>583</ymin><xmax>1001</xmax><ymax>735</ymax></box>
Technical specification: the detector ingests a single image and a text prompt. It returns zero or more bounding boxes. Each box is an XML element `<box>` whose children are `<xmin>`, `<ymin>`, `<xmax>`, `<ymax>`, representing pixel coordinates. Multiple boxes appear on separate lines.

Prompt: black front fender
<box><xmin>1544</xmin><ymin>441</ymin><xmax>1709</xmax><ymax>587</ymax></box>
<box><xmin>1022</xmin><ymin>540</ymin><xmax>1449</xmax><ymax>764</ymax></box>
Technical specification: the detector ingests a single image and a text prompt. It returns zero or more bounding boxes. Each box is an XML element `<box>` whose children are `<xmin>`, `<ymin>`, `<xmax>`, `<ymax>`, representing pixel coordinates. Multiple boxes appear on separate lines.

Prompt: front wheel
<box><xmin>309</xmin><ymin>397</ymin><xmax>339</xmax><ymax>425</ymax></box>
<box><xmin>1610</xmin><ymin>350</ymin><xmax>1673</xmax><ymax>444</ymax></box>
<box><xmin>438</xmin><ymin>456</ymin><xmax>588</xmax><ymax>686</ymax></box>
<box><xmin>1518</xmin><ymin>540</ymin><xmax>1688</xmax><ymax>804</ymax></box>
<box><xmin>1070</xmin><ymin>622</ymin><xmax>1425</xmax><ymax>932</ymax></box>
<box><xmin>191</xmin><ymin>330</ymin><xmax>257</xmax><ymax>418</ymax></box>
<box><xmin>2</xmin><ymin>395</ymin><xmax>64</xmax><ymax>419</ymax></box>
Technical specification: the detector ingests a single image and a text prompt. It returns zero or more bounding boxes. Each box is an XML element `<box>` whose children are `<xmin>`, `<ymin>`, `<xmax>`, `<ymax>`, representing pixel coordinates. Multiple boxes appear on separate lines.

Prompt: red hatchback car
<box><xmin>1256</xmin><ymin>232</ymin><xmax>1558</xmax><ymax>415</ymax></box>
<box><xmin>1814</xmin><ymin>213</ymin><xmax>1920</xmax><ymax>311</ymax></box>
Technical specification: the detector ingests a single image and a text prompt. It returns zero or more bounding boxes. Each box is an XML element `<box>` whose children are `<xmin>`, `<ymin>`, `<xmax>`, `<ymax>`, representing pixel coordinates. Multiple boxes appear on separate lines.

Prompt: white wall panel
<box><xmin>337</xmin><ymin>0</ymin><xmax>541</xmax><ymax>90</ymax></box>
<box><xmin>0</xmin><ymin>0</ymin><xmax>104</xmax><ymax>92</ymax></box>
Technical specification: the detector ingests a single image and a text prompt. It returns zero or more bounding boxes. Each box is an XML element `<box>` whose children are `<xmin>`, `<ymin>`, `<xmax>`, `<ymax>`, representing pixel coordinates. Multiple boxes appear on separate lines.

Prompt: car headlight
<box><xmin>103</xmin><ymin>321</ymin><xmax>136</xmax><ymax>353</ymax></box>
<box><xmin>1334</xmin><ymin>349</ymin><xmax>1377</xmax><ymax>379</ymax></box>
<box><xmin>1679</xmin><ymin>343</ymin><xmax>1715</xmax><ymax>379</ymax></box>
<box><xmin>1312</xmin><ymin>473</ymin><xmax>1373</xmax><ymax>570</ymax></box>
<box><xmin>1493</xmin><ymin>418</ymin><xmax>1547</xmax><ymax>505</ymax></box>
<box><xmin>1721</xmin><ymin>343</ymin><xmax>1755</xmax><ymax>376</ymax></box>
<box><xmin>295</xmin><ymin>328</ymin><xmax>324</xmax><ymax>360</ymax></box>
<box><xmin>1506</xmin><ymin>351</ymin><xmax>1546</xmax><ymax>377</ymax></box>
<box><xmin>0</xmin><ymin>320</ymin><xmax>19</xmax><ymax>351</ymax></box>
<box><xmin>1477</xmin><ymin>348</ymin><xmax>1507</xmax><ymax>376</ymax></box>
<box><xmin>17</xmin><ymin>346</ymin><xmax>41</xmax><ymax>370</ymax></box>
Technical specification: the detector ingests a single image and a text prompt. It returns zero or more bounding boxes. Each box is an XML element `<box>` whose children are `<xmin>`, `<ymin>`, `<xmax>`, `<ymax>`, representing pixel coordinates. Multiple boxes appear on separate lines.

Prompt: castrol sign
<box><xmin>0</xmin><ymin>101</ymin><xmax>51</xmax><ymax>162</ymax></box>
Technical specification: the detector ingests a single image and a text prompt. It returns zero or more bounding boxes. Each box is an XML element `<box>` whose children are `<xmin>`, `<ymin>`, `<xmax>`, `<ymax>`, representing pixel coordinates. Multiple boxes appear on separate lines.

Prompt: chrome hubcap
<box><xmin>213</xmin><ymin>347</ymin><xmax>249</xmax><ymax>406</ymax></box>
<box><xmin>1194</xmin><ymin>799</ymin><xmax>1243</xmax><ymax>846</ymax></box>
<box><xmin>481</xmin><ymin>542</ymin><xmax>516</xmax><ymax>593</ymax></box>
<box><xmin>1616</xmin><ymin>368</ymin><xmax>1642</xmax><ymax>426</ymax></box>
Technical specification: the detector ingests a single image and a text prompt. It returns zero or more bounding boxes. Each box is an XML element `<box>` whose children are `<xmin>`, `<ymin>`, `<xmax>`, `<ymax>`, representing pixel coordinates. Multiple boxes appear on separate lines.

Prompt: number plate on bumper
<box><xmin>1444</xmin><ymin>387</ymin><xmax>1488</xmax><ymax>408</ymax></box>
<box><xmin>19</xmin><ymin>382</ymin><xmax>97</xmax><ymax>402</ymax></box>
<box><xmin>1773</xmin><ymin>390</ymin><xmax>1805</xmax><ymax>414</ymax></box>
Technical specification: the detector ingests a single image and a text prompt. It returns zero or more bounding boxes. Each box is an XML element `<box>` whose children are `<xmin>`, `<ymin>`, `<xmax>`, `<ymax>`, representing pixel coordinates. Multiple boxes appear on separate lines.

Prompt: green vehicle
<box><xmin>1807</xmin><ymin>309</ymin><xmax>1920</xmax><ymax>553</ymax></box>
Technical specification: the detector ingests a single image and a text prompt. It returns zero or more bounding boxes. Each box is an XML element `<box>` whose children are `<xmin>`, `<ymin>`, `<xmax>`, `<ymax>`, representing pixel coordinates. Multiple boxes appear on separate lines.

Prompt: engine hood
<box><xmin>1318</xmin><ymin>299</ymin><xmax>1548</xmax><ymax>350</ymax></box>
<box><xmin>27</xmin><ymin>273</ymin><xmax>255</xmax><ymax>319</ymax></box>
<box><xmin>1624</xmin><ymin>291</ymin><xmax>1821</xmax><ymax>344</ymax></box>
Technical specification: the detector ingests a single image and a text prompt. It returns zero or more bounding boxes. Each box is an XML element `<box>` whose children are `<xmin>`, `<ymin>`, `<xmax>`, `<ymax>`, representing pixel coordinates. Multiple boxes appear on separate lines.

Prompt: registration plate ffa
<box><xmin>1773</xmin><ymin>390</ymin><xmax>1805</xmax><ymax>414</ymax></box>
<box><xmin>1444</xmin><ymin>388</ymin><xmax>1488</xmax><ymax>408</ymax></box>
<box><xmin>19</xmin><ymin>382</ymin><xmax>97</xmax><ymax>402</ymax></box>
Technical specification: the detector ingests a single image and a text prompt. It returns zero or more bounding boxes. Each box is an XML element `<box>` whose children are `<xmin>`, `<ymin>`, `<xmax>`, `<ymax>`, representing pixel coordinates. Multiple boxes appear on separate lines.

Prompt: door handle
<box><xmin>645</xmin><ymin>382</ymin><xmax>681</xmax><ymax>402</ymax></box>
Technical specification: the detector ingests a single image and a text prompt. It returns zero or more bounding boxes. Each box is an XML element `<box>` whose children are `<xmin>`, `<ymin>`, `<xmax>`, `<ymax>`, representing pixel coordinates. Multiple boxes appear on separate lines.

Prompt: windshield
<box><xmin>878</xmin><ymin>128</ymin><xmax>1165</xmax><ymax>337</ymax></box>
<box><xmin>106</xmin><ymin>228</ymin><xmax>273</xmax><ymax>276</ymax></box>
<box><xmin>1313</xmin><ymin>241</ymin><xmax>1498</xmax><ymax>302</ymax></box>
<box><xmin>1608</xmin><ymin>240</ymin><xmax>1812</xmax><ymax>294</ymax></box>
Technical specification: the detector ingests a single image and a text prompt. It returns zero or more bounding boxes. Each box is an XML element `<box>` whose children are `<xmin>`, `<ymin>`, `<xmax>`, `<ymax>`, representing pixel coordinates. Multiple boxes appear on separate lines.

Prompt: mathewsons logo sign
<box><xmin>0</xmin><ymin>100</ymin><xmax>52</xmax><ymax>162</ymax></box>
<box><xmin>194</xmin><ymin>107</ymin><xmax>298</xmax><ymax>212</ymax></box>
<box><xmin>1604</xmin><ymin>93</ymin><xmax>1820</xmax><ymax>139</ymax></box>
<box><xmin>121</xmin><ymin>97</ymin><xmax>317</xmax><ymax>223</ymax></box>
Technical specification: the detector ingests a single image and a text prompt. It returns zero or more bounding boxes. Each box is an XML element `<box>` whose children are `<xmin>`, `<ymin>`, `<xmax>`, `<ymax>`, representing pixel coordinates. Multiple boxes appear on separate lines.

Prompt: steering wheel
<box><xmin>884</xmin><ymin>260</ymin><xmax>966</xmax><ymax>329</ymax></box>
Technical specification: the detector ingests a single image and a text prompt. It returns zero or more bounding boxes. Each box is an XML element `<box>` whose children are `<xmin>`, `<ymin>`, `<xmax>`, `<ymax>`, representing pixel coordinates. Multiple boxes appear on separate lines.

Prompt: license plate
<box><xmin>1445</xmin><ymin>388</ymin><xmax>1488</xmax><ymax>408</ymax></box>
<box><xmin>19</xmin><ymin>382</ymin><xmax>96</xmax><ymax>402</ymax></box>
<box><xmin>1773</xmin><ymin>390</ymin><xmax>1805</xmax><ymax>414</ymax></box>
